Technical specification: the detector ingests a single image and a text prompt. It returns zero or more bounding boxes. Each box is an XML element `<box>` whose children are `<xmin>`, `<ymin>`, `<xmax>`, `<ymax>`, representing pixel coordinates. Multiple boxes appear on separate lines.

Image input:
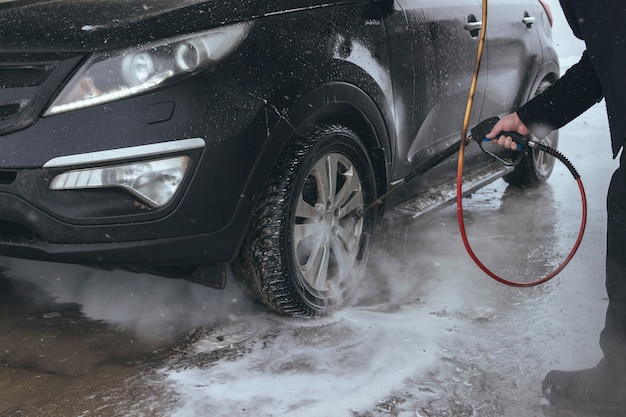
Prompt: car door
<box><xmin>388</xmin><ymin>0</ymin><xmax>486</xmax><ymax>178</ymax></box>
<box><xmin>480</xmin><ymin>0</ymin><xmax>544</xmax><ymax>120</ymax></box>
<box><xmin>461</xmin><ymin>0</ymin><xmax>546</xmax><ymax>166</ymax></box>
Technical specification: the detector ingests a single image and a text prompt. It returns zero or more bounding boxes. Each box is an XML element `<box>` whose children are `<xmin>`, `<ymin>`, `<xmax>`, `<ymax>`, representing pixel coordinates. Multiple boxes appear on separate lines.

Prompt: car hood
<box><xmin>0</xmin><ymin>0</ymin><xmax>374</xmax><ymax>52</ymax></box>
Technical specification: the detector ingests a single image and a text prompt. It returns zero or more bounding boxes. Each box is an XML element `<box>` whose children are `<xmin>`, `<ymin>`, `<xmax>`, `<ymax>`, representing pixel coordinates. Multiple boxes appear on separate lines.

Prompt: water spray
<box><xmin>361</xmin><ymin>0</ymin><xmax>587</xmax><ymax>287</ymax></box>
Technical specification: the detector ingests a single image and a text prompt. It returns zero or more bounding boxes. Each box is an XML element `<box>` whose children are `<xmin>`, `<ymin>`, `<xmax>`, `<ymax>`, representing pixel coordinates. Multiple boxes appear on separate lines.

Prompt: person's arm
<box><xmin>518</xmin><ymin>50</ymin><xmax>603</xmax><ymax>135</ymax></box>
<box><xmin>487</xmin><ymin>51</ymin><xmax>603</xmax><ymax>147</ymax></box>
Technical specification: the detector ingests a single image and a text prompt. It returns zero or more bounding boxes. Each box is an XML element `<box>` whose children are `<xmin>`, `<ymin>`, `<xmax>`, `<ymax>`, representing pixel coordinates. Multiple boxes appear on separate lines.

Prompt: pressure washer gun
<box><xmin>470</xmin><ymin>116</ymin><xmax>580</xmax><ymax>178</ymax></box>
<box><xmin>470</xmin><ymin>116</ymin><xmax>534</xmax><ymax>167</ymax></box>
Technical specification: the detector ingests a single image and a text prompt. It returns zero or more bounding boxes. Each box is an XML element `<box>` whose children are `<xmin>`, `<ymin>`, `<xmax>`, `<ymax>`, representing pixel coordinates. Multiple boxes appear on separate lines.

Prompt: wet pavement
<box><xmin>0</xmin><ymin>101</ymin><xmax>617</xmax><ymax>417</ymax></box>
<box><xmin>0</xmin><ymin>274</ymin><xmax>172</xmax><ymax>417</ymax></box>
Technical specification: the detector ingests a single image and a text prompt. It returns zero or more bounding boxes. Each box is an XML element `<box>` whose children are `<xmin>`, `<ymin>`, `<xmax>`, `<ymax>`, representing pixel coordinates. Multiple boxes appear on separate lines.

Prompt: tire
<box><xmin>233</xmin><ymin>124</ymin><xmax>377</xmax><ymax>316</ymax></box>
<box><xmin>504</xmin><ymin>79</ymin><xmax>559</xmax><ymax>186</ymax></box>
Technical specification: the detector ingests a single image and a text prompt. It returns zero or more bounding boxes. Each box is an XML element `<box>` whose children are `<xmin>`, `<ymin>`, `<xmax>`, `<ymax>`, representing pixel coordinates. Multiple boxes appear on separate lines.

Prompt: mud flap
<box><xmin>185</xmin><ymin>264</ymin><xmax>227</xmax><ymax>289</ymax></box>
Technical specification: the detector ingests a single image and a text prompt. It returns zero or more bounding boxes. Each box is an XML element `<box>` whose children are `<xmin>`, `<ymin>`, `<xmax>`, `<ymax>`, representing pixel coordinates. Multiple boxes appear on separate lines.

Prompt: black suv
<box><xmin>0</xmin><ymin>0</ymin><xmax>558</xmax><ymax>316</ymax></box>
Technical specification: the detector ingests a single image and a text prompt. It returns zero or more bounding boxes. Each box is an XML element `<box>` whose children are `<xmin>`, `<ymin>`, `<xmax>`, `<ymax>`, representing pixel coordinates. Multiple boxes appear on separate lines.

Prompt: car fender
<box><xmin>224</xmin><ymin>81</ymin><xmax>391</xmax><ymax>253</ymax></box>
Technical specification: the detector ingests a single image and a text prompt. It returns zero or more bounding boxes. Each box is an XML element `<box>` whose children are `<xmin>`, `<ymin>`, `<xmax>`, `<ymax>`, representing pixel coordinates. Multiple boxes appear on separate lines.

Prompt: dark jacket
<box><xmin>517</xmin><ymin>0</ymin><xmax>626</xmax><ymax>158</ymax></box>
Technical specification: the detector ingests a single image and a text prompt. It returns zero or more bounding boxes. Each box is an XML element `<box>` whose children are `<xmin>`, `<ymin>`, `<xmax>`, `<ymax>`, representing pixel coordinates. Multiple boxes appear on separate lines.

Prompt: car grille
<box><xmin>0</xmin><ymin>52</ymin><xmax>85</xmax><ymax>135</ymax></box>
<box><xmin>0</xmin><ymin>62</ymin><xmax>53</xmax><ymax>119</ymax></box>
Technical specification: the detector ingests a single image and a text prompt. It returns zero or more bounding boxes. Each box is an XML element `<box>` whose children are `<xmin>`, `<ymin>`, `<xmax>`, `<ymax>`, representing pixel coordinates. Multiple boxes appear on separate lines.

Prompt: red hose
<box><xmin>456</xmin><ymin>171</ymin><xmax>587</xmax><ymax>287</ymax></box>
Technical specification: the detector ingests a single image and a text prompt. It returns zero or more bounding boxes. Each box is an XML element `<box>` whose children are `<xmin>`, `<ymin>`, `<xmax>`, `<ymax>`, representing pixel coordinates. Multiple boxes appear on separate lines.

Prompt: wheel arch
<box><xmin>526</xmin><ymin>59</ymin><xmax>560</xmax><ymax>101</ymax></box>
<box><xmin>285</xmin><ymin>81</ymin><xmax>391</xmax><ymax>195</ymax></box>
<box><xmin>240</xmin><ymin>81</ymin><xmax>391</xmax><ymax>221</ymax></box>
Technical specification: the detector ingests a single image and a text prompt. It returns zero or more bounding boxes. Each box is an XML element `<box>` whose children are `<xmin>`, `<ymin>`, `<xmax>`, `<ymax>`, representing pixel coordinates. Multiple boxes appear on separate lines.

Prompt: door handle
<box><xmin>522</xmin><ymin>15</ymin><xmax>536</xmax><ymax>28</ymax></box>
<box><xmin>464</xmin><ymin>21</ymin><xmax>483</xmax><ymax>32</ymax></box>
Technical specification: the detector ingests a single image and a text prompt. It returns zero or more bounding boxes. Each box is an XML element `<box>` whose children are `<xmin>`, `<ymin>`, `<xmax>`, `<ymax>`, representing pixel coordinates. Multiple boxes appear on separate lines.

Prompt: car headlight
<box><xmin>44</xmin><ymin>22</ymin><xmax>252</xmax><ymax>116</ymax></box>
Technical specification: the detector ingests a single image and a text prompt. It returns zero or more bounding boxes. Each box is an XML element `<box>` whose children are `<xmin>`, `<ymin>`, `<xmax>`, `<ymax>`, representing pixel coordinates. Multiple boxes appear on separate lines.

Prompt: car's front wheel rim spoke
<box><xmin>294</xmin><ymin>152</ymin><xmax>365</xmax><ymax>292</ymax></box>
<box><xmin>301</xmin><ymin>236</ymin><xmax>330</xmax><ymax>289</ymax></box>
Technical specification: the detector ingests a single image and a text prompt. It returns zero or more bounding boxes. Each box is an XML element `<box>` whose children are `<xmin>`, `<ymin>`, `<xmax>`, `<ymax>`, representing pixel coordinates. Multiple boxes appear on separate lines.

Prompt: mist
<box><xmin>1</xmin><ymin>257</ymin><xmax>260</xmax><ymax>340</ymax></box>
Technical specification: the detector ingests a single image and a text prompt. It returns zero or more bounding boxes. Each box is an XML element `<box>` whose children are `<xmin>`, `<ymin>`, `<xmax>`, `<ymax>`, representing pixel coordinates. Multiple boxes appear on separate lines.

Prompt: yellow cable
<box><xmin>458</xmin><ymin>0</ymin><xmax>488</xmax><ymax>165</ymax></box>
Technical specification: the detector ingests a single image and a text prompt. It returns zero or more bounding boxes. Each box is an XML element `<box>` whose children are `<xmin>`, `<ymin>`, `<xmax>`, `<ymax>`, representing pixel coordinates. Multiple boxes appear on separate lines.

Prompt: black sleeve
<box><xmin>517</xmin><ymin>51</ymin><xmax>603</xmax><ymax>137</ymax></box>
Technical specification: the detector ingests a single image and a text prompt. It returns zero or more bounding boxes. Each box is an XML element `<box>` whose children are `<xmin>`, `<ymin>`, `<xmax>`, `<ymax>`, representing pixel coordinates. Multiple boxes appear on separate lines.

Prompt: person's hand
<box><xmin>485</xmin><ymin>113</ymin><xmax>530</xmax><ymax>151</ymax></box>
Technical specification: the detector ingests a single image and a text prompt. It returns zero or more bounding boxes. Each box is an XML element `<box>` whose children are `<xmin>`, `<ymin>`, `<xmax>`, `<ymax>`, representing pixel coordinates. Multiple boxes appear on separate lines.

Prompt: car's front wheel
<box><xmin>233</xmin><ymin>124</ymin><xmax>377</xmax><ymax>316</ymax></box>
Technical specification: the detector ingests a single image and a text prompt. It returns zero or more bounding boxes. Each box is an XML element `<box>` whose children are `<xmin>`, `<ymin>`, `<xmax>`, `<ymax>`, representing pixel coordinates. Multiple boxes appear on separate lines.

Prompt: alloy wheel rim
<box><xmin>292</xmin><ymin>152</ymin><xmax>365</xmax><ymax>295</ymax></box>
<box><xmin>533</xmin><ymin>132</ymin><xmax>558</xmax><ymax>177</ymax></box>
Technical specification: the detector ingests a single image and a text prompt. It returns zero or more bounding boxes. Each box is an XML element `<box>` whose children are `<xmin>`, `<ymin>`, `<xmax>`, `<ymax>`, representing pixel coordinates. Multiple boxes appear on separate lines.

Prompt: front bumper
<box><xmin>0</xmin><ymin>74</ymin><xmax>270</xmax><ymax>269</ymax></box>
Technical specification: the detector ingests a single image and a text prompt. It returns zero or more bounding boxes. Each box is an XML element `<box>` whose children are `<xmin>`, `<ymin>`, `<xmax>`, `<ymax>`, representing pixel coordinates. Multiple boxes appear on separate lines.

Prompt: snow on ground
<box><xmin>164</xmin><ymin>309</ymin><xmax>443</xmax><ymax>417</ymax></box>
